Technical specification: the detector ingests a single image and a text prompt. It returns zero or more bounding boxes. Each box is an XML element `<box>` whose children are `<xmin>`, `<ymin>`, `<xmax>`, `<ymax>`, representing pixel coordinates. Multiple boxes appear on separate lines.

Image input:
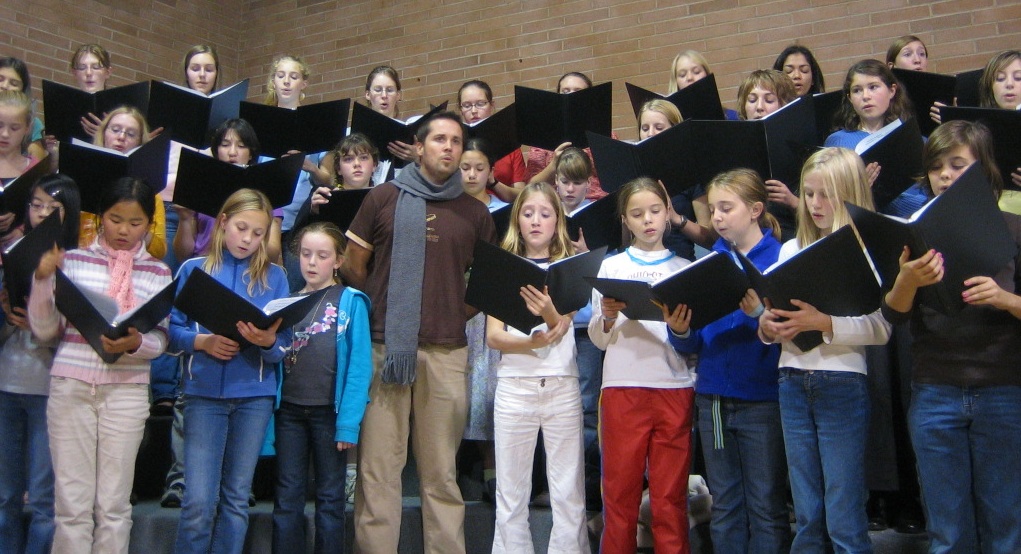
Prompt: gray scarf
<box><xmin>383</xmin><ymin>163</ymin><xmax>464</xmax><ymax>385</ymax></box>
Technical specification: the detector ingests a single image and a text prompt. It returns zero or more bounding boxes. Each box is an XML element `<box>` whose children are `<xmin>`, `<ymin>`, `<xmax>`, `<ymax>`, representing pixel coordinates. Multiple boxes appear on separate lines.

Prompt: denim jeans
<box><xmin>909</xmin><ymin>384</ymin><xmax>1021</xmax><ymax>554</ymax></box>
<box><xmin>272</xmin><ymin>402</ymin><xmax>348</xmax><ymax>554</ymax></box>
<box><xmin>175</xmin><ymin>395</ymin><xmax>274</xmax><ymax>554</ymax></box>
<box><xmin>779</xmin><ymin>369</ymin><xmax>872</xmax><ymax>554</ymax></box>
<box><xmin>695</xmin><ymin>394</ymin><xmax>791</xmax><ymax>554</ymax></box>
<box><xmin>0</xmin><ymin>391</ymin><xmax>54</xmax><ymax>554</ymax></box>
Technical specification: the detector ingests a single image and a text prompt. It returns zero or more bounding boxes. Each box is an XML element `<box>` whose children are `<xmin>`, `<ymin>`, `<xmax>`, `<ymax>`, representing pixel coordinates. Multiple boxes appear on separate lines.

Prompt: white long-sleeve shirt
<box><xmin>588</xmin><ymin>247</ymin><xmax>694</xmax><ymax>389</ymax></box>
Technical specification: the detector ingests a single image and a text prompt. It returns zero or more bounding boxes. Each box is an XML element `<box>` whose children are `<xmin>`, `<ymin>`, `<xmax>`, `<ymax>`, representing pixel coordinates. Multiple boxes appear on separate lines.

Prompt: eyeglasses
<box><xmin>29</xmin><ymin>201</ymin><xmax>64</xmax><ymax>215</ymax></box>
<box><xmin>369</xmin><ymin>86</ymin><xmax>398</xmax><ymax>96</ymax></box>
<box><xmin>459</xmin><ymin>100</ymin><xmax>490</xmax><ymax>112</ymax></box>
<box><xmin>107</xmin><ymin>126</ymin><xmax>139</xmax><ymax>140</ymax></box>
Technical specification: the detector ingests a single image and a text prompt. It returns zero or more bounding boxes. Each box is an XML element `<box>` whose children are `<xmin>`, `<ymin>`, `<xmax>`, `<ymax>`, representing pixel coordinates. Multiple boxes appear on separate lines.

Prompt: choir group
<box><xmin>0</xmin><ymin>33</ymin><xmax>1020</xmax><ymax>554</ymax></box>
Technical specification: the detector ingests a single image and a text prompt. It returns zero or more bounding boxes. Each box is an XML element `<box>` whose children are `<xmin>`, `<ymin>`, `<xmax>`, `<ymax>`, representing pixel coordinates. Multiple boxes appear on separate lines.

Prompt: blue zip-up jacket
<box><xmin>170</xmin><ymin>252</ymin><xmax>290</xmax><ymax>399</ymax></box>
<box><xmin>270</xmin><ymin>285</ymin><xmax>373</xmax><ymax>445</ymax></box>
<box><xmin>669</xmin><ymin>231</ymin><xmax>782</xmax><ymax>401</ymax></box>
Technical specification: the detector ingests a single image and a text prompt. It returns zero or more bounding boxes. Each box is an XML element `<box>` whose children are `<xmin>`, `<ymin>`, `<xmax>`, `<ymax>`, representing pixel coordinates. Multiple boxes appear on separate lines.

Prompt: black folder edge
<box><xmin>147</xmin><ymin>79</ymin><xmax>249</xmax><ymax>149</ymax></box>
<box><xmin>514</xmin><ymin>82</ymin><xmax>612</xmax><ymax>150</ymax></box>
<box><xmin>315</xmin><ymin>188</ymin><xmax>371</xmax><ymax>231</ymax></box>
<box><xmin>0</xmin><ymin>155</ymin><xmax>51</xmax><ymax>224</ymax></box>
<box><xmin>349</xmin><ymin>101</ymin><xmax>449</xmax><ymax>161</ymax></box>
<box><xmin>54</xmin><ymin>270</ymin><xmax>176</xmax><ymax>364</ymax></box>
<box><xmin>173</xmin><ymin>268</ymin><xmax>330</xmax><ymax>347</ymax></box>
<box><xmin>624</xmin><ymin>74</ymin><xmax>725</xmax><ymax>121</ymax></box>
<box><xmin>42</xmin><ymin>80</ymin><xmax>151</xmax><ymax>142</ymax></box>
<box><xmin>938</xmin><ymin>106</ymin><xmax>1021</xmax><ymax>192</ymax></box>
<box><xmin>58</xmin><ymin>133</ymin><xmax>171</xmax><ymax>213</ymax></box>
<box><xmin>463</xmin><ymin>103</ymin><xmax>520</xmax><ymax>162</ymax></box>
<box><xmin>238</xmin><ymin>98</ymin><xmax>351</xmax><ymax>157</ymax></box>
<box><xmin>857</xmin><ymin>117</ymin><xmax>924</xmax><ymax>208</ymax></box>
<box><xmin>891</xmin><ymin>68</ymin><xmax>956</xmax><ymax>137</ymax></box>
<box><xmin>172</xmin><ymin>148</ymin><xmax>304</xmax><ymax>217</ymax></box>
<box><xmin>1</xmin><ymin>210</ymin><xmax>62</xmax><ymax>310</ymax></box>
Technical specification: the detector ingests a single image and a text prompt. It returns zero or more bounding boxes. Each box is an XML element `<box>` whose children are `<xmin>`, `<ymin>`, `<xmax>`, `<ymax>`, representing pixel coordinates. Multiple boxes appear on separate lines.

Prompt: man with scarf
<box><xmin>342</xmin><ymin>112</ymin><xmax>496</xmax><ymax>553</ymax></box>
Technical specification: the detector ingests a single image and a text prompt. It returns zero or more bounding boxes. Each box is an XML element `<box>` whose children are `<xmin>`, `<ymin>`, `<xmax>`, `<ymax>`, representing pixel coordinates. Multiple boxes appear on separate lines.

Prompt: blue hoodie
<box><xmin>170</xmin><ymin>252</ymin><xmax>290</xmax><ymax>399</ymax></box>
<box><xmin>669</xmin><ymin>231</ymin><xmax>782</xmax><ymax>402</ymax></box>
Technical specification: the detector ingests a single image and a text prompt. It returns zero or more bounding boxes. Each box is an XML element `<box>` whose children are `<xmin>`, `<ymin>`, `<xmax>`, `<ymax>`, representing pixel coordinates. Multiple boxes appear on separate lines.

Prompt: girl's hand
<box><xmin>1012</xmin><ymin>168</ymin><xmax>1021</xmax><ymax>190</ymax></box>
<box><xmin>42</xmin><ymin>134</ymin><xmax>59</xmax><ymax>155</ymax></box>
<box><xmin>529</xmin><ymin>315</ymin><xmax>570</xmax><ymax>348</ymax></box>
<box><xmin>101</xmin><ymin>328</ymin><xmax>143</xmax><ymax>354</ymax></box>
<box><xmin>571</xmin><ymin>228</ymin><xmax>589</xmax><ymax>253</ymax></box>
<box><xmin>35</xmin><ymin>245</ymin><xmax>65</xmax><ymax>280</ymax></box>
<box><xmin>310</xmin><ymin>186</ymin><xmax>333</xmax><ymax>214</ymax></box>
<box><xmin>896</xmin><ymin>247</ymin><xmax>944</xmax><ymax>290</ymax></box>
<box><xmin>930</xmin><ymin>101</ymin><xmax>946</xmax><ymax>125</ymax></box>
<box><xmin>174</xmin><ymin>205</ymin><xmax>197</xmax><ymax>222</ymax></box>
<box><xmin>148</xmin><ymin>127</ymin><xmax>165</xmax><ymax>140</ymax></box>
<box><xmin>195</xmin><ymin>333</ymin><xmax>240</xmax><ymax>361</ymax></box>
<box><xmin>520</xmin><ymin>284</ymin><xmax>558</xmax><ymax>323</ymax></box>
<box><xmin>0</xmin><ymin>289</ymin><xmax>29</xmax><ymax>330</ymax></box>
<box><xmin>758</xmin><ymin>301</ymin><xmax>781</xmax><ymax>342</ymax></box>
<box><xmin>81</xmin><ymin>112</ymin><xmax>104</xmax><ymax>137</ymax></box>
<box><xmin>962</xmin><ymin>276</ymin><xmax>1019</xmax><ymax>311</ymax></box>
<box><xmin>765</xmin><ymin>179</ymin><xmax>799</xmax><ymax>209</ymax></box>
<box><xmin>237</xmin><ymin>318</ymin><xmax>283</xmax><ymax>349</ymax></box>
<box><xmin>769</xmin><ymin>299</ymin><xmax>833</xmax><ymax>340</ymax></box>
<box><xmin>552</xmin><ymin>141</ymin><xmax>572</xmax><ymax>161</ymax></box>
<box><xmin>601</xmin><ymin>296</ymin><xmax>626</xmax><ymax>321</ymax></box>
<box><xmin>865</xmin><ymin>162</ymin><xmax>881</xmax><ymax>188</ymax></box>
<box><xmin>296</xmin><ymin>152</ymin><xmax>320</xmax><ymax>174</ymax></box>
<box><xmin>739</xmin><ymin>288</ymin><xmax>763</xmax><ymax>317</ymax></box>
<box><xmin>337</xmin><ymin>442</ymin><xmax>355</xmax><ymax>451</ymax></box>
<box><xmin>661</xmin><ymin>302</ymin><xmax>692</xmax><ymax>335</ymax></box>
<box><xmin>0</xmin><ymin>211</ymin><xmax>15</xmax><ymax>235</ymax></box>
<box><xmin>388</xmin><ymin>140</ymin><xmax>418</xmax><ymax>162</ymax></box>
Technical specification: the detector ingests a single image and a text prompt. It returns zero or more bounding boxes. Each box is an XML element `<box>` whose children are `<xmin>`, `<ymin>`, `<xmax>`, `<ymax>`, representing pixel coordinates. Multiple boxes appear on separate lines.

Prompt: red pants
<box><xmin>599</xmin><ymin>386</ymin><xmax>695</xmax><ymax>554</ymax></box>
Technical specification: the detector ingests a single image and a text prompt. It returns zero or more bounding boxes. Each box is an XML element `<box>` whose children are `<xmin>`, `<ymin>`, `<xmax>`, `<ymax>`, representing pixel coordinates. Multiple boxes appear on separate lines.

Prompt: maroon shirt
<box><xmin>346</xmin><ymin>182</ymin><xmax>496</xmax><ymax>345</ymax></box>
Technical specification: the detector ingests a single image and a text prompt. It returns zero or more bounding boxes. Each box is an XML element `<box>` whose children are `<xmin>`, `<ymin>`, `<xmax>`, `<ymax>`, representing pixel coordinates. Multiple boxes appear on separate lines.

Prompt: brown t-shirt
<box><xmin>346</xmin><ymin>182</ymin><xmax>496</xmax><ymax>345</ymax></box>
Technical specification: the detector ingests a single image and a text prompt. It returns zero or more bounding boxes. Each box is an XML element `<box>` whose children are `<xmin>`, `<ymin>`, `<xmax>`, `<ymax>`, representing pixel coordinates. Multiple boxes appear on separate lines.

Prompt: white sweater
<box><xmin>768</xmin><ymin>239</ymin><xmax>892</xmax><ymax>374</ymax></box>
<box><xmin>588</xmin><ymin>247</ymin><xmax>694</xmax><ymax>389</ymax></box>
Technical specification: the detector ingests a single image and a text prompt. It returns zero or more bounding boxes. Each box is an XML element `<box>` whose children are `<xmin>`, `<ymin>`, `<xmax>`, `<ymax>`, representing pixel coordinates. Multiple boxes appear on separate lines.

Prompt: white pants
<box><xmin>492</xmin><ymin>376</ymin><xmax>590</xmax><ymax>554</ymax></box>
<box><xmin>47</xmin><ymin>377</ymin><xmax>148</xmax><ymax>554</ymax></box>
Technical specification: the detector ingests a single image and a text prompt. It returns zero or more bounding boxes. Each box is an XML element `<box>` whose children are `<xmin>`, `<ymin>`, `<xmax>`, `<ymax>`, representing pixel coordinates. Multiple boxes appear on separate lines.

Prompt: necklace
<box><xmin>285</xmin><ymin>286</ymin><xmax>333</xmax><ymax>370</ymax></box>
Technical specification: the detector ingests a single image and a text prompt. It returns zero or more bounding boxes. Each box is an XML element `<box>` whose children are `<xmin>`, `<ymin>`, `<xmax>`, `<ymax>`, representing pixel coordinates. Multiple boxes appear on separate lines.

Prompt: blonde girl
<box><xmin>170</xmin><ymin>188</ymin><xmax>290</xmax><ymax>554</ymax></box>
<box><xmin>487</xmin><ymin>182</ymin><xmax>589</xmax><ymax>553</ymax></box>
<box><xmin>758</xmin><ymin>147</ymin><xmax>891</xmax><ymax>553</ymax></box>
<box><xmin>589</xmin><ymin>177</ymin><xmax>695</xmax><ymax>553</ymax></box>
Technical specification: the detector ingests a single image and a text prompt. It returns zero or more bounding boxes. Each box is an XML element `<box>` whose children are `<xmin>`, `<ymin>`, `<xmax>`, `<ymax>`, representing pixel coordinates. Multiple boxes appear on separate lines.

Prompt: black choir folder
<box><xmin>463</xmin><ymin>103</ymin><xmax>519</xmax><ymax>162</ymax></box>
<box><xmin>147</xmin><ymin>79</ymin><xmax>249</xmax><ymax>149</ymax></box>
<box><xmin>1</xmin><ymin>211</ymin><xmax>62</xmax><ymax>310</ymax></box>
<box><xmin>567</xmin><ymin>192</ymin><xmax>623</xmax><ymax>252</ymax></box>
<box><xmin>584</xmin><ymin>251</ymin><xmax>750</xmax><ymax>327</ymax></box>
<box><xmin>349</xmin><ymin>101</ymin><xmax>449</xmax><ymax>161</ymax></box>
<box><xmin>315</xmin><ymin>188</ymin><xmax>370</xmax><ymax>231</ymax></box>
<box><xmin>239</xmin><ymin>99</ymin><xmax>351</xmax><ymax>157</ymax></box>
<box><xmin>939</xmin><ymin>106</ymin><xmax>1021</xmax><ymax>191</ymax></box>
<box><xmin>846</xmin><ymin>163</ymin><xmax>1015</xmax><ymax>315</ymax></box>
<box><xmin>514</xmin><ymin>82</ymin><xmax>612</xmax><ymax>150</ymax></box>
<box><xmin>854</xmin><ymin>118</ymin><xmax>924</xmax><ymax>208</ymax></box>
<box><xmin>54</xmin><ymin>270</ymin><xmax>177</xmax><ymax>364</ymax></box>
<box><xmin>588</xmin><ymin>96</ymin><xmax>815</xmax><ymax>196</ymax></box>
<box><xmin>812</xmin><ymin>90</ymin><xmax>844</xmax><ymax>144</ymax></box>
<box><xmin>58</xmin><ymin>133</ymin><xmax>171</xmax><ymax>213</ymax></box>
<box><xmin>173</xmin><ymin>269</ymin><xmax>331</xmax><ymax>347</ymax></box>
<box><xmin>42</xmin><ymin>80</ymin><xmax>151</xmax><ymax>142</ymax></box>
<box><xmin>624</xmin><ymin>74</ymin><xmax>726</xmax><ymax>121</ymax></box>
<box><xmin>0</xmin><ymin>156</ymin><xmax>51</xmax><ymax>223</ymax></box>
<box><xmin>891</xmin><ymin>68</ymin><xmax>956</xmax><ymax>137</ymax></box>
<box><xmin>465</xmin><ymin>241</ymin><xmax>607</xmax><ymax>333</ymax></box>
<box><xmin>172</xmin><ymin>148</ymin><xmax>303</xmax><ymax>217</ymax></box>
<box><xmin>737</xmin><ymin>225</ymin><xmax>882</xmax><ymax>352</ymax></box>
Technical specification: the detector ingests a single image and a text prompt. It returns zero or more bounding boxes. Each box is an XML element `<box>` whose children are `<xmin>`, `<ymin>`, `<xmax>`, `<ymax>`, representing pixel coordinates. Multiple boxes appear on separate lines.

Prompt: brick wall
<box><xmin>4</xmin><ymin>0</ymin><xmax>1020</xmax><ymax>142</ymax></box>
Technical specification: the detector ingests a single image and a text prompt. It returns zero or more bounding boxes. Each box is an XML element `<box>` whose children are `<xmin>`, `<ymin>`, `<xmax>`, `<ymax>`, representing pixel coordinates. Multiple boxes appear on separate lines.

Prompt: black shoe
<box><xmin>894</xmin><ymin>497</ymin><xmax>926</xmax><ymax>534</ymax></box>
<box><xmin>867</xmin><ymin>496</ymin><xmax>888</xmax><ymax>532</ymax></box>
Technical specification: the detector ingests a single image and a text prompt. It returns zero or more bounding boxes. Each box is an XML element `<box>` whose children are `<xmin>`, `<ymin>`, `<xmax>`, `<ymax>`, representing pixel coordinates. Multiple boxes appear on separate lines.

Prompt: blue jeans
<box><xmin>272</xmin><ymin>402</ymin><xmax>348</xmax><ymax>554</ymax></box>
<box><xmin>779</xmin><ymin>369</ymin><xmax>871</xmax><ymax>554</ymax></box>
<box><xmin>175</xmin><ymin>395</ymin><xmax>274</xmax><ymax>554</ymax></box>
<box><xmin>0</xmin><ymin>391</ymin><xmax>54</xmax><ymax>554</ymax></box>
<box><xmin>909</xmin><ymin>384</ymin><xmax>1021</xmax><ymax>554</ymax></box>
<box><xmin>696</xmin><ymin>394</ymin><xmax>791</xmax><ymax>554</ymax></box>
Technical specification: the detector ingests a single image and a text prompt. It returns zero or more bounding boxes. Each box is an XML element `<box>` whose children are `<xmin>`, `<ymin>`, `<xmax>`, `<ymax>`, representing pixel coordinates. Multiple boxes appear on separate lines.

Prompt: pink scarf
<box><xmin>99</xmin><ymin>237</ymin><xmax>141</xmax><ymax>314</ymax></box>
